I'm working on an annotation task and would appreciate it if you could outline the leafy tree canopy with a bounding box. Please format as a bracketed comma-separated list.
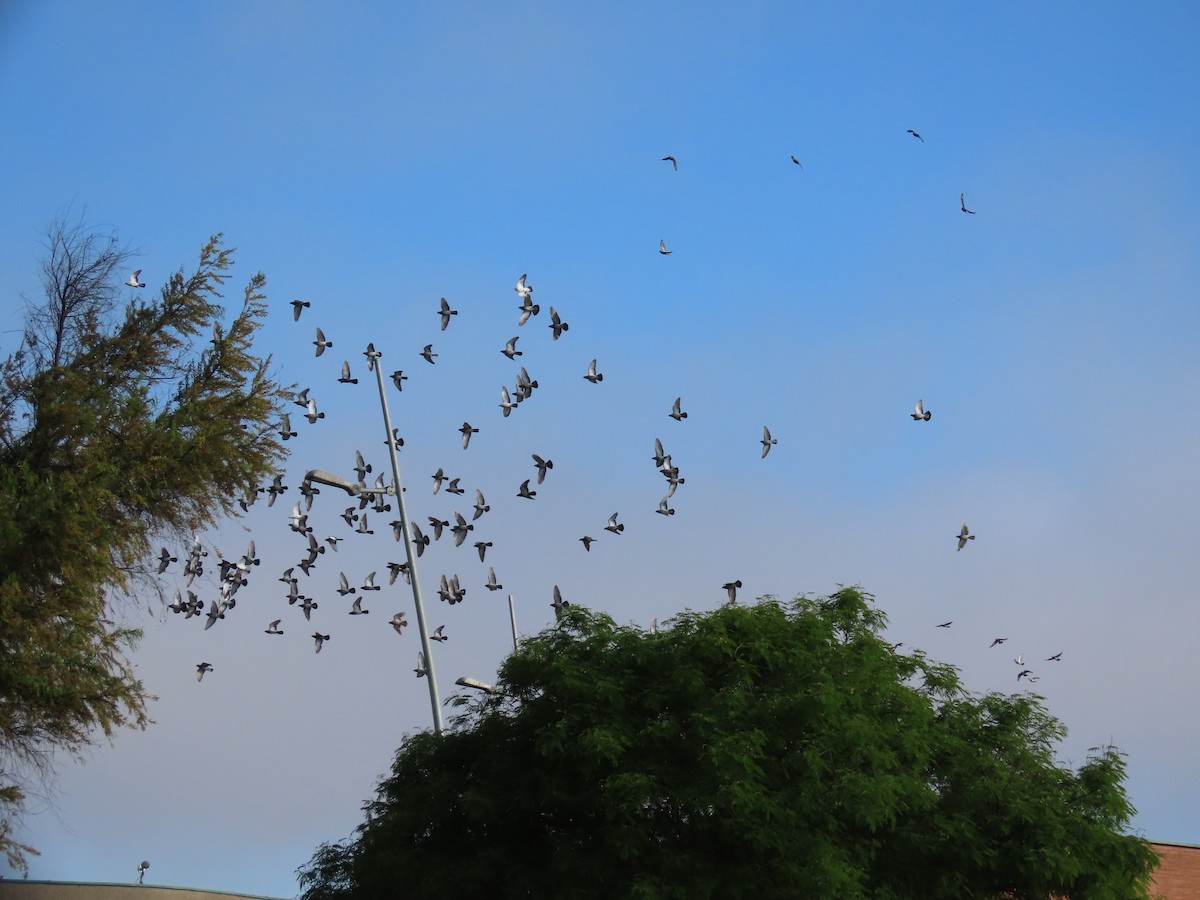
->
[299, 588, 1156, 900]
[0, 217, 289, 869]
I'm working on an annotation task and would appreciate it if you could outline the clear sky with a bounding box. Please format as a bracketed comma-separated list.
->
[1, 2, 1198, 896]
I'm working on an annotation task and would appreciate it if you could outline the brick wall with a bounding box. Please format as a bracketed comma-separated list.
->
[1151, 842, 1200, 900]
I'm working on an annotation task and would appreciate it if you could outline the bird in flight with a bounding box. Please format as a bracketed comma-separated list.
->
[473, 489, 490, 521]
[669, 397, 687, 421]
[339, 360, 358, 385]
[579, 535, 596, 552]
[937, 621, 953, 628]
[460, 422, 479, 450]
[485, 566, 502, 591]
[196, 662, 214, 682]
[911, 399, 931, 421]
[956, 522, 975, 551]
[532, 454, 553, 484]
[662, 155, 678, 171]
[431, 625, 448, 643]
[552, 585, 570, 618]
[414, 651, 428, 678]
[502, 336, 522, 360]
[517, 479, 537, 500]
[499, 385, 518, 417]
[421, 344, 437, 365]
[265, 620, 283, 635]
[391, 370, 407, 391]
[157, 547, 176, 574]
[517, 296, 540, 326]
[960, 193, 976, 214]
[515, 273, 533, 301]
[548, 306, 569, 340]
[1046, 652, 1063, 661]
[906, 129, 924, 142]
[304, 398, 324, 424]
[127, 270, 145, 288]
[438, 297, 458, 331]
[584, 359, 603, 383]
[349, 597, 369, 616]
[291, 299, 311, 320]
[722, 580, 743, 604]
[605, 513, 624, 535]
[656, 496, 675, 516]
[313, 327, 333, 356]
[761, 426, 777, 458]
[989, 637, 1007, 647]
[1017, 669, 1033, 682]
[659, 239, 672, 256]
[790, 155, 803, 168]
[312, 632, 330, 654]
[388, 612, 408, 636]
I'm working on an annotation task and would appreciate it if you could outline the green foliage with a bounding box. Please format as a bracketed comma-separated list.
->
[0, 219, 290, 870]
[298, 588, 1158, 900]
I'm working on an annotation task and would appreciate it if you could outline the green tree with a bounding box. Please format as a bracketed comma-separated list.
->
[298, 588, 1157, 900]
[0, 217, 290, 870]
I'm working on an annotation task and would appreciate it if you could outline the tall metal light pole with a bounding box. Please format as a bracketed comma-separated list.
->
[365, 343, 444, 735]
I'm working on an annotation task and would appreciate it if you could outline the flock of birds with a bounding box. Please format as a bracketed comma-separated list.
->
[133, 132, 1059, 692]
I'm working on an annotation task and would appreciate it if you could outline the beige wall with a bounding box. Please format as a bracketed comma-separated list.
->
[0, 882, 282, 900]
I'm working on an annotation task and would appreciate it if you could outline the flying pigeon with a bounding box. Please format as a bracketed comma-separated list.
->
[451, 512, 474, 546]
[515, 273, 533, 300]
[312, 632, 330, 653]
[552, 584, 570, 618]
[364, 342, 379, 372]
[652, 437, 668, 468]
[460, 422, 479, 450]
[657, 496, 675, 516]
[937, 621, 953, 628]
[474, 540, 492, 561]
[548, 306, 569, 340]
[438, 297, 458, 330]
[203, 601, 224, 630]
[473, 489, 490, 521]
[485, 566, 502, 591]
[338, 360, 358, 385]
[265, 620, 283, 635]
[1017, 669, 1033, 681]
[390, 370, 407, 391]
[299, 597, 318, 620]
[445, 477, 464, 496]
[502, 336, 522, 360]
[168, 590, 186, 614]
[658, 239, 672, 255]
[157, 547, 177, 574]
[361, 571, 380, 591]
[1046, 652, 1063, 661]
[410, 524, 430, 557]
[605, 513, 624, 535]
[355, 513, 374, 535]
[1013, 654, 1024, 666]
[349, 597, 369, 615]
[314, 327, 333, 356]
[960, 193, 976, 215]
[584, 359, 603, 383]
[499, 385, 517, 417]
[906, 129, 924, 142]
[956, 522, 975, 551]
[579, 535, 596, 551]
[127, 270, 145, 288]
[532, 454, 553, 484]
[722, 580, 742, 604]
[414, 651, 427, 678]
[353, 450, 372, 482]
[517, 296, 540, 326]
[990, 637, 1008, 647]
[669, 397, 687, 421]
[662, 155, 678, 171]
[517, 479, 537, 500]
[421, 344, 437, 364]
[278, 413, 298, 441]
[387, 561, 410, 585]
[196, 662, 213, 682]
[431, 625, 448, 643]
[291, 299, 311, 320]
[304, 398, 324, 424]
[337, 572, 356, 596]
[428, 516, 449, 541]
[388, 612, 408, 636]
[761, 426, 777, 458]
[911, 399, 931, 421]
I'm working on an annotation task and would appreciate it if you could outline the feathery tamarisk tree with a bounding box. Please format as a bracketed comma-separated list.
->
[0, 216, 290, 869]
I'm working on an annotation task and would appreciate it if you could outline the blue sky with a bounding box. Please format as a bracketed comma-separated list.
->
[2, 2, 1198, 896]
